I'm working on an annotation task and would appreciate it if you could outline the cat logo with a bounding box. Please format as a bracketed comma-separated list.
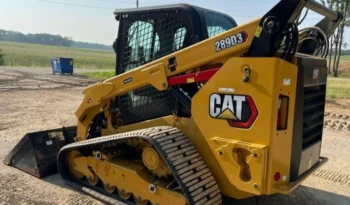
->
[312, 69, 320, 80]
[209, 94, 258, 129]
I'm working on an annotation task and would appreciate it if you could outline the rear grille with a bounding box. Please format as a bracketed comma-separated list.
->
[302, 85, 326, 149]
[290, 56, 327, 181]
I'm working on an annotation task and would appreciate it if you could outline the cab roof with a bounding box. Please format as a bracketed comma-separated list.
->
[113, 3, 234, 24]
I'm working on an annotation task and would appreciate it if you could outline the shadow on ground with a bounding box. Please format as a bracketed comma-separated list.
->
[41, 173, 350, 205]
[224, 185, 350, 205]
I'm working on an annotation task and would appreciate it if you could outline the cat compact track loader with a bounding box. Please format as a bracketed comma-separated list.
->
[4, 0, 343, 204]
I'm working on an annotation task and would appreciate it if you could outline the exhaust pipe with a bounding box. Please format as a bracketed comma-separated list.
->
[4, 126, 76, 178]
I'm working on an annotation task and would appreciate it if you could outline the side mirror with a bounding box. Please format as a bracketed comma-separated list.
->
[113, 38, 118, 53]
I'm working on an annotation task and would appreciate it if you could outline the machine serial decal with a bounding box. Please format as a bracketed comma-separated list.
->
[209, 94, 258, 128]
[123, 77, 133, 84]
[215, 31, 247, 52]
[218, 87, 235, 93]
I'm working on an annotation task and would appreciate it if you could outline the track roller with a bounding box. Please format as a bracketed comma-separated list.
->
[118, 188, 132, 200]
[133, 195, 149, 205]
[87, 170, 99, 186]
[104, 183, 116, 193]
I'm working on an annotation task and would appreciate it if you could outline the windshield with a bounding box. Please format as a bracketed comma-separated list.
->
[206, 12, 236, 38]
[122, 18, 188, 73]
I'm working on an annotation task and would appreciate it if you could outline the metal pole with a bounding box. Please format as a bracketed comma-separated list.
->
[305, 0, 340, 21]
[136, 0, 139, 64]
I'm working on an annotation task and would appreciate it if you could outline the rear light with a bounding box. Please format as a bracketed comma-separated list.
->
[274, 172, 281, 181]
[277, 99, 282, 128]
[277, 95, 289, 130]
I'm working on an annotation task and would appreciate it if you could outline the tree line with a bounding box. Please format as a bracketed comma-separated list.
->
[0, 29, 73, 47]
[0, 29, 113, 51]
[71, 41, 113, 51]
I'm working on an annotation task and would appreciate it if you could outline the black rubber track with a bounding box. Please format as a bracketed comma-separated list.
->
[57, 126, 222, 205]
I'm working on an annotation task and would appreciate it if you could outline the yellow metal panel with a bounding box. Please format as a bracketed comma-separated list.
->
[210, 137, 267, 195]
[191, 57, 298, 196]
[266, 59, 298, 194]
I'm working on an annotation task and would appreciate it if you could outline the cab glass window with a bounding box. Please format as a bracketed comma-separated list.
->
[206, 13, 235, 38]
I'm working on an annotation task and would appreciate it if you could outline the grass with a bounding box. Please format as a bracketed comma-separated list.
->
[326, 78, 350, 99]
[81, 71, 115, 79]
[340, 55, 350, 61]
[0, 41, 115, 69]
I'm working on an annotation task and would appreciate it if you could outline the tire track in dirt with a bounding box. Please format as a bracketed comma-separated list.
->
[324, 112, 350, 132]
[0, 69, 96, 93]
[0, 190, 58, 205]
[0, 172, 103, 205]
[0, 173, 56, 205]
[313, 169, 350, 186]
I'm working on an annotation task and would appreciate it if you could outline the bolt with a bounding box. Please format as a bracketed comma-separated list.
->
[253, 183, 258, 189]
[162, 82, 167, 88]
[149, 184, 156, 193]
[243, 66, 250, 83]
[253, 153, 258, 158]
[267, 21, 274, 29]
[243, 76, 250, 82]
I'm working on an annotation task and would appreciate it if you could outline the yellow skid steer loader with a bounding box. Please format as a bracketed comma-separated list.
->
[4, 0, 343, 204]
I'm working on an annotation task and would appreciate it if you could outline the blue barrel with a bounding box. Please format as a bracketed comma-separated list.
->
[50, 57, 74, 75]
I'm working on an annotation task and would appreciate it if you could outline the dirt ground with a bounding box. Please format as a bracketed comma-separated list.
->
[0, 67, 349, 205]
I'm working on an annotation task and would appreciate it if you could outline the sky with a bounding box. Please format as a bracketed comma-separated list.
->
[0, 0, 348, 45]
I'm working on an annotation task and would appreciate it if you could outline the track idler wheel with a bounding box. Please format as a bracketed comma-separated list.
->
[118, 188, 131, 200]
[133, 195, 149, 205]
[142, 146, 171, 178]
[68, 150, 84, 179]
[103, 183, 116, 193]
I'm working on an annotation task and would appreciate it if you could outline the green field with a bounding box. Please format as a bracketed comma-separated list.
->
[0, 41, 115, 69]
[339, 55, 350, 61]
[326, 78, 350, 99]
[81, 71, 115, 79]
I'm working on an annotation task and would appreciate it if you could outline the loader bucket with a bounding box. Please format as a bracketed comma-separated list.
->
[4, 126, 76, 178]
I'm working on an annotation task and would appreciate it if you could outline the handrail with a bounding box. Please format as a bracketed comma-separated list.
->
[305, 0, 341, 21]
